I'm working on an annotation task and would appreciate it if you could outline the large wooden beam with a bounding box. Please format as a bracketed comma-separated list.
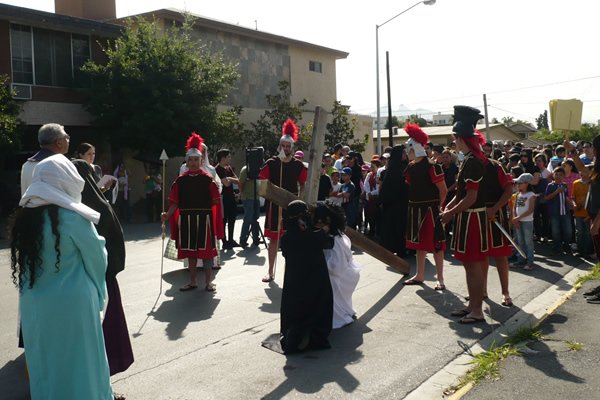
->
[303, 106, 328, 205]
[258, 180, 409, 273]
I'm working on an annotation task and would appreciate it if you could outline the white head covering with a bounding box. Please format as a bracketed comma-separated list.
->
[20, 154, 100, 224]
[406, 137, 427, 158]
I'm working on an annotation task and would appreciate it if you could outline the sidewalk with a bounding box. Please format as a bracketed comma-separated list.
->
[457, 279, 600, 400]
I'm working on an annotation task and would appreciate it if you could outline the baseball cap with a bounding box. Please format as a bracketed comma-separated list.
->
[514, 173, 533, 184]
[342, 167, 352, 175]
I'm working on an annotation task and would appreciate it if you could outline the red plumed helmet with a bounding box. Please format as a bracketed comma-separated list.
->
[282, 118, 299, 142]
[186, 132, 204, 151]
[404, 123, 429, 146]
[474, 129, 486, 146]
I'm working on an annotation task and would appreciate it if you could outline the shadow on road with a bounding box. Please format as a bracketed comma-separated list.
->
[524, 313, 585, 383]
[260, 321, 367, 399]
[0, 353, 29, 400]
[151, 269, 221, 340]
[259, 282, 282, 314]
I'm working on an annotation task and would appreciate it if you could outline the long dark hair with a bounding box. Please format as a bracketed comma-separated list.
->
[313, 201, 346, 236]
[10, 205, 61, 290]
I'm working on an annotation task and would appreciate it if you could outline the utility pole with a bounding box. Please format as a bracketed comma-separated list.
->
[483, 93, 491, 141]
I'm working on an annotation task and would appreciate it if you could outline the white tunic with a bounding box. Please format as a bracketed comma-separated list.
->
[324, 234, 361, 329]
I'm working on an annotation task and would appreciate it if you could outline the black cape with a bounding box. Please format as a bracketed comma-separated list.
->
[72, 159, 134, 374]
[280, 226, 334, 354]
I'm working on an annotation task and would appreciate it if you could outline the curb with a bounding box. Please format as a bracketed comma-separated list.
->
[403, 264, 586, 400]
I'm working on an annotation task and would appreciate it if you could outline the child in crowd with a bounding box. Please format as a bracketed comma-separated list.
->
[328, 170, 343, 206]
[511, 173, 536, 270]
[544, 167, 573, 254]
[572, 172, 593, 257]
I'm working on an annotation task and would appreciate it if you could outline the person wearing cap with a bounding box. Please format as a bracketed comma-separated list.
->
[278, 200, 334, 353]
[402, 124, 448, 289]
[511, 173, 536, 269]
[162, 133, 223, 292]
[21, 123, 71, 196]
[12, 154, 115, 399]
[258, 119, 308, 282]
[294, 150, 304, 161]
[549, 145, 566, 171]
[216, 148, 240, 250]
[480, 142, 516, 305]
[440, 105, 488, 324]
[543, 166, 574, 255]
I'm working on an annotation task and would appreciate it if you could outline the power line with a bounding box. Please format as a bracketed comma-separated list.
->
[398, 75, 600, 108]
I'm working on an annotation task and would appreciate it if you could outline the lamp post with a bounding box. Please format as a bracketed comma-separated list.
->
[375, 0, 436, 154]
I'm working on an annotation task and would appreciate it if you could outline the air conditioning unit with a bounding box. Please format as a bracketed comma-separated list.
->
[11, 83, 32, 100]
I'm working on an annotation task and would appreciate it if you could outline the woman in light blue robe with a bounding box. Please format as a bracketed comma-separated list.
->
[12, 154, 113, 400]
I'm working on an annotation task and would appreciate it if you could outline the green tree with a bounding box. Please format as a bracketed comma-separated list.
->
[533, 123, 599, 143]
[403, 114, 427, 127]
[82, 16, 240, 155]
[0, 75, 22, 158]
[384, 116, 400, 129]
[501, 116, 515, 126]
[247, 81, 309, 157]
[535, 110, 549, 130]
[326, 101, 368, 153]
[210, 105, 245, 158]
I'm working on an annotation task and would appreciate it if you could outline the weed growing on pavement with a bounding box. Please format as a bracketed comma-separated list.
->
[457, 342, 520, 387]
[452, 328, 543, 391]
[506, 326, 543, 345]
[574, 263, 600, 288]
[566, 340, 584, 351]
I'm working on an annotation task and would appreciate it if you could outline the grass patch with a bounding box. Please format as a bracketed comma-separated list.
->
[566, 340, 584, 351]
[458, 343, 519, 386]
[506, 326, 543, 345]
[452, 327, 543, 391]
[574, 263, 600, 289]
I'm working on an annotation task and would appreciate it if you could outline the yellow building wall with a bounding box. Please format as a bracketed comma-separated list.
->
[288, 46, 338, 111]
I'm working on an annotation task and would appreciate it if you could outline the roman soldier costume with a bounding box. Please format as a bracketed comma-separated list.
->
[167, 132, 223, 259]
[450, 106, 489, 262]
[404, 123, 446, 252]
[259, 119, 308, 239]
[482, 153, 513, 256]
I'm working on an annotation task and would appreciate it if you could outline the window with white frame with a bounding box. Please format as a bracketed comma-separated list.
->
[309, 60, 322, 73]
[10, 24, 91, 88]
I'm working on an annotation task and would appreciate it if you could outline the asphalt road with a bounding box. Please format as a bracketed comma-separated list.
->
[0, 219, 593, 399]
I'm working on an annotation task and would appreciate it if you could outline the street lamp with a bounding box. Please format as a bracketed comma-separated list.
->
[375, 0, 436, 154]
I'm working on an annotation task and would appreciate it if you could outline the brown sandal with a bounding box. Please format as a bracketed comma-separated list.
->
[262, 275, 274, 283]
